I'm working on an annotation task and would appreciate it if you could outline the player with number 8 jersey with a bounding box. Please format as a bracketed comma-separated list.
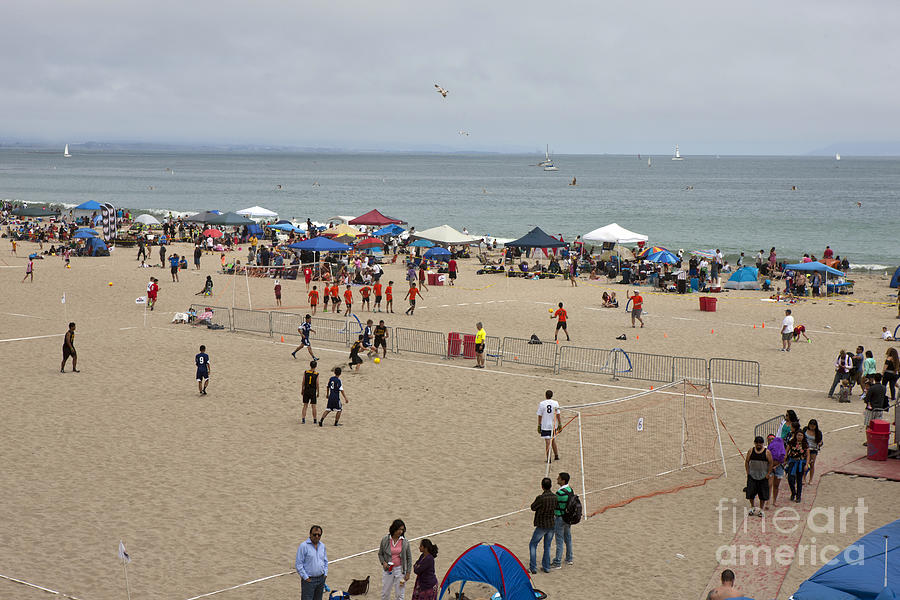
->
[537, 390, 561, 461]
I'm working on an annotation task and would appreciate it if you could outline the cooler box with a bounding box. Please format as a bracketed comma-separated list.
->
[699, 297, 707, 311]
[462, 334, 477, 358]
[705, 297, 717, 312]
[433, 273, 444, 286]
[867, 419, 890, 461]
[427, 272, 438, 286]
[447, 332, 461, 357]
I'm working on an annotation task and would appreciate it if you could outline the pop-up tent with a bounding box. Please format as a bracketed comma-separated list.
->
[373, 223, 406, 237]
[236, 206, 278, 219]
[206, 212, 251, 226]
[412, 225, 480, 246]
[349, 209, 405, 226]
[784, 261, 846, 297]
[288, 237, 350, 252]
[85, 237, 109, 256]
[891, 267, 900, 288]
[792, 518, 900, 599]
[135, 214, 161, 225]
[439, 544, 541, 600]
[583, 223, 648, 245]
[725, 266, 760, 290]
[74, 200, 103, 211]
[505, 227, 567, 249]
[185, 211, 222, 223]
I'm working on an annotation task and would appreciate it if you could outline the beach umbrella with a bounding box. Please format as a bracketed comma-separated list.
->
[76, 228, 100, 235]
[202, 228, 223, 238]
[288, 237, 350, 252]
[373, 223, 406, 236]
[73, 229, 98, 239]
[691, 249, 716, 260]
[598, 244, 635, 260]
[268, 223, 304, 232]
[409, 239, 434, 248]
[424, 247, 451, 261]
[334, 234, 357, 244]
[134, 214, 161, 225]
[356, 237, 385, 249]
[206, 211, 250, 226]
[636, 245, 668, 258]
[645, 249, 680, 264]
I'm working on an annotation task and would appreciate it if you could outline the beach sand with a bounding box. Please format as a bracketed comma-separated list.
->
[1, 242, 898, 600]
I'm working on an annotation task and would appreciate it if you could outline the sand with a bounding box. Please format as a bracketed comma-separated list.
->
[1, 241, 898, 600]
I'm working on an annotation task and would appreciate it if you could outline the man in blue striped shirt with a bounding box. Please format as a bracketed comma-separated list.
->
[296, 525, 328, 600]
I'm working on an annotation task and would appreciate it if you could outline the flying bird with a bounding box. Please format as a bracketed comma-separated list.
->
[434, 84, 449, 98]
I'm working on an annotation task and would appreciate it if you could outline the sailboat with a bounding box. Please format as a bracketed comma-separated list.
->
[647, 156, 652, 167]
[64, 144, 72, 158]
[835, 153, 841, 161]
[538, 145, 553, 167]
[671, 145, 683, 161]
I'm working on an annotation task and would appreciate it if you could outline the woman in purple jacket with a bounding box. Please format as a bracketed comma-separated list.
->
[411, 539, 439, 600]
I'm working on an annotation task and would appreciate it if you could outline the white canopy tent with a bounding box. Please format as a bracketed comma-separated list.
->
[236, 206, 278, 219]
[583, 223, 648, 245]
[327, 215, 357, 225]
[410, 224, 482, 246]
[134, 214, 161, 225]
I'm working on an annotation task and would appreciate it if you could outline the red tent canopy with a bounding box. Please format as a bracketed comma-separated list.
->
[349, 209, 404, 226]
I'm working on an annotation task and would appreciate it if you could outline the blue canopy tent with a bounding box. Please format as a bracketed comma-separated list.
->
[268, 223, 305, 233]
[409, 239, 434, 248]
[74, 200, 103, 211]
[890, 267, 900, 289]
[246, 223, 264, 237]
[373, 224, 406, 237]
[424, 247, 451, 261]
[504, 227, 567, 249]
[73, 229, 98, 239]
[288, 237, 350, 252]
[725, 266, 760, 290]
[439, 544, 542, 600]
[792, 519, 900, 599]
[784, 261, 847, 296]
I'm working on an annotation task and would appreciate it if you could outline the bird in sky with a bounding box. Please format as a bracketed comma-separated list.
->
[434, 84, 449, 98]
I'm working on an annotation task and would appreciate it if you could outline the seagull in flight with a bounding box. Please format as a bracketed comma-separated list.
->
[434, 84, 449, 98]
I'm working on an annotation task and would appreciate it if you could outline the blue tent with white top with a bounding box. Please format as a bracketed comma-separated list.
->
[784, 262, 845, 277]
[439, 544, 542, 600]
[725, 266, 760, 290]
[792, 519, 900, 599]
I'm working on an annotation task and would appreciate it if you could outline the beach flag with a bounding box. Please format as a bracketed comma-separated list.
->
[101, 203, 118, 241]
[118, 541, 131, 564]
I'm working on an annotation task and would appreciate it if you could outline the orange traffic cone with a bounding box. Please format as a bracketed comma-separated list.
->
[762, 322, 765, 328]
[280, 335, 285, 343]
[710, 329, 715, 334]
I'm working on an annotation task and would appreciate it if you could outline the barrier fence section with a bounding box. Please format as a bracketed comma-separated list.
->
[754, 414, 784, 440]
[484, 335, 501, 366]
[232, 307, 272, 335]
[673, 356, 710, 384]
[190, 304, 233, 330]
[500, 337, 559, 370]
[709, 358, 761, 394]
[395, 327, 446, 358]
[614, 350, 676, 383]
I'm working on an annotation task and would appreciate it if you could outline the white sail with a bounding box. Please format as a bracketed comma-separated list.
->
[835, 153, 841, 161]
[648, 157, 651, 167]
[672, 145, 683, 160]
[64, 144, 71, 158]
[538, 144, 553, 166]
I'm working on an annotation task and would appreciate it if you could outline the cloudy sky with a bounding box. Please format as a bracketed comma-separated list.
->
[3, 1, 899, 154]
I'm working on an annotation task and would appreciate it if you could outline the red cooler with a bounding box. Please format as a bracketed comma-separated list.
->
[447, 332, 461, 357]
[427, 272, 438, 286]
[699, 297, 709, 311]
[706, 297, 717, 312]
[462, 334, 477, 358]
[867, 419, 890, 461]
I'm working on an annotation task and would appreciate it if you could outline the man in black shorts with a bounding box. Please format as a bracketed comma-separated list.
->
[373, 319, 389, 359]
[61, 322, 79, 373]
[301, 360, 320, 424]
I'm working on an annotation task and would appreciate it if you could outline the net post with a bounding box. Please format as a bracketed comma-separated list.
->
[268, 311, 274, 338]
[680, 380, 686, 470]
[577, 411, 587, 519]
[612, 351, 619, 381]
[245, 269, 252, 310]
[710, 382, 728, 478]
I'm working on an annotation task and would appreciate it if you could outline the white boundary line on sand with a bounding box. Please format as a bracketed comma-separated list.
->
[0, 573, 87, 600]
[0, 333, 64, 343]
[2, 312, 47, 319]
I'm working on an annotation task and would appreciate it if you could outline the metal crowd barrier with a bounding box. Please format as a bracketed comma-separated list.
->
[709, 357, 761, 394]
[395, 327, 446, 358]
[232, 307, 272, 334]
[674, 356, 710, 384]
[557, 346, 619, 376]
[754, 414, 784, 440]
[616, 350, 676, 383]
[190, 304, 233, 330]
[500, 337, 559, 370]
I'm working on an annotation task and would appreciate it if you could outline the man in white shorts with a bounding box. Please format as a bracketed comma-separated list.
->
[537, 390, 562, 462]
[781, 309, 794, 352]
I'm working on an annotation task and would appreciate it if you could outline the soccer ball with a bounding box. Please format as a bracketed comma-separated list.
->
[548, 308, 553, 313]
[108, 282, 113, 286]
[374, 358, 381, 364]
[66, 264, 71, 269]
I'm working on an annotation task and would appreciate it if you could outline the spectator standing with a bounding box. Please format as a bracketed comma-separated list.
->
[474, 322, 486, 369]
[883, 348, 899, 404]
[803, 420, 823, 484]
[411, 539, 438, 600]
[274, 279, 282, 307]
[849, 346, 865, 394]
[447, 257, 457, 286]
[379, 519, 411, 600]
[827, 350, 853, 399]
[863, 373, 888, 434]
[528, 477, 556, 574]
[745, 436, 772, 516]
[551, 472, 574, 569]
[780, 309, 794, 352]
[766, 434, 787, 507]
[295, 525, 328, 600]
[785, 430, 810, 503]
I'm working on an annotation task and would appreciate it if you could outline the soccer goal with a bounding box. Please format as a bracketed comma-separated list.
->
[550, 379, 726, 518]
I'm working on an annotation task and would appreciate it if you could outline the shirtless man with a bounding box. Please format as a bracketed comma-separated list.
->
[707, 569, 744, 600]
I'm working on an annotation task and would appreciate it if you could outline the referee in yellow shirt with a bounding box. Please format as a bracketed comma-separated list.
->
[474, 322, 486, 368]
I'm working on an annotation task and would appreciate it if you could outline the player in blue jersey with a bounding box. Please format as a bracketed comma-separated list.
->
[319, 367, 349, 426]
[195, 345, 210, 395]
[291, 314, 319, 361]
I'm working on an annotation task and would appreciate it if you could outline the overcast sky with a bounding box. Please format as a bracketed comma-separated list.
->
[3, 1, 899, 154]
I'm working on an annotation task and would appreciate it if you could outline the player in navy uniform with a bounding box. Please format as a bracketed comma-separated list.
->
[195, 345, 210, 395]
[291, 314, 319, 361]
[301, 360, 319, 424]
[319, 367, 349, 426]
[373, 319, 389, 359]
[362, 319, 377, 358]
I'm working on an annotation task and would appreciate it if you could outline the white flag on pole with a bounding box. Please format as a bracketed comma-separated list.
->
[118, 541, 131, 564]
[61, 293, 66, 304]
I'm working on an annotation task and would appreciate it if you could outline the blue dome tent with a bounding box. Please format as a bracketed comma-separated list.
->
[890, 266, 900, 288]
[792, 519, 900, 599]
[725, 266, 760, 290]
[439, 543, 543, 600]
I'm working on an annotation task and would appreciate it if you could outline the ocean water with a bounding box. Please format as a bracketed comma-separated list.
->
[1, 149, 897, 268]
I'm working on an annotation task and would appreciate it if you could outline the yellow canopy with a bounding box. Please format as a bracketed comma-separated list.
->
[322, 223, 362, 237]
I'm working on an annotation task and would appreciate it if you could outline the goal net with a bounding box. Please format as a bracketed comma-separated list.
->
[549, 379, 726, 518]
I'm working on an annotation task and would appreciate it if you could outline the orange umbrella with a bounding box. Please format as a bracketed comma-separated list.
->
[202, 228, 223, 238]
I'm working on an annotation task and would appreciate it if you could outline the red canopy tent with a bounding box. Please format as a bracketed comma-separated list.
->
[349, 209, 405, 226]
